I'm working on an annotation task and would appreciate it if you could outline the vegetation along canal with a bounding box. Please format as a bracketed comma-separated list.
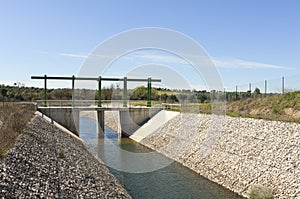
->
[80, 117, 244, 199]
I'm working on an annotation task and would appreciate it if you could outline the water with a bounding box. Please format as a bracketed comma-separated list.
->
[80, 117, 245, 199]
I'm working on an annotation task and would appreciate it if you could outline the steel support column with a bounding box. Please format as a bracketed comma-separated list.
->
[123, 77, 127, 107]
[147, 78, 151, 107]
[98, 76, 102, 107]
[44, 74, 47, 107]
[72, 75, 75, 107]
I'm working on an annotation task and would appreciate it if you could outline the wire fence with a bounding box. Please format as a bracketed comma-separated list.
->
[225, 74, 300, 95]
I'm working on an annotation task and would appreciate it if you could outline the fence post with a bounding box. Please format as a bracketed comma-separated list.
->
[249, 83, 251, 92]
[147, 77, 152, 107]
[249, 83, 252, 97]
[282, 76, 285, 94]
[264, 80, 267, 94]
[44, 74, 47, 107]
[235, 85, 238, 100]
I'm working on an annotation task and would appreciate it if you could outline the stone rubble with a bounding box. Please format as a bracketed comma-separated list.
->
[0, 115, 131, 198]
[139, 113, 300, 199]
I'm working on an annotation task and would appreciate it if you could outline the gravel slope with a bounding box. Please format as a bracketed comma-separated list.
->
[0, 115, 131, 198]
[140, 113, 300, 198]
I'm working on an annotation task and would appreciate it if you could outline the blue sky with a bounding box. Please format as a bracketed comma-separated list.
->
[1, 0, 300, 91]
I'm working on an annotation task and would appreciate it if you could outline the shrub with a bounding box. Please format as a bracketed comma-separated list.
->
[58, 151, 65, 159]
[249, 185, 274, 199]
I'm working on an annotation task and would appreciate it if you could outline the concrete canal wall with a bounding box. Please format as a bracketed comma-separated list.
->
[137, 113, 300, 198]
[38, 107, 162, 137]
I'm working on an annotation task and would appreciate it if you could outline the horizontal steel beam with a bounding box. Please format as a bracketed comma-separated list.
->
[31, 76, 161, 82]
[32, 76, 74, 80]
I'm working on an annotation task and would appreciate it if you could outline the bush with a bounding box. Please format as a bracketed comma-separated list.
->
[249, 185, 274, 199]
[58, 151, 65, 159]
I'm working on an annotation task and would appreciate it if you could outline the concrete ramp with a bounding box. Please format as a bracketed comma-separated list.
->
[130, 110, 179, 142]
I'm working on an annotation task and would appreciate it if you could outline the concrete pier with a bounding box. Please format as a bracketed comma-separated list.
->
[97, 110, 105, 137]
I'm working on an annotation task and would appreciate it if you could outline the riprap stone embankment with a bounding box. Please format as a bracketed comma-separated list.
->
[0, 114, 131, 198]
[139, 113, 300, 198]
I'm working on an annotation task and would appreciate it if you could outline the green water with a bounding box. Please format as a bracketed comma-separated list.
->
[80, 117, 245, 199]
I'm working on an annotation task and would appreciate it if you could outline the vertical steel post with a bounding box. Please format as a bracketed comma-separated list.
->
[264, 80, 267, 94]
[98, 76, 102, 107]
[147, 77, 152, 107]
[235, 85, 238, 100]
[123, 77, 127, 107]
[249, 83, 252, 97]
[72, 75, 75, 107]
[44, 74, 47, 107]
[249, 83, 251, 92]
[282, 76, 285, 94]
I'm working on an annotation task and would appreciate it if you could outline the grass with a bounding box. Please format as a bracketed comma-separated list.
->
[226, 91, 300, 123]
[128, 101, 147, 107]
[249, 185, 274, 199]
[156, 90, 179, 96]
[111, 91, 300, 124]
[156, 91, 300, 124]
[0, 103, 35, 159]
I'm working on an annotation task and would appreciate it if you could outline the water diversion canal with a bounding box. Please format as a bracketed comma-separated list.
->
[80, 117, 245, 199]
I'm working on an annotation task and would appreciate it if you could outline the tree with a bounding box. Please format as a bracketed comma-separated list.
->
[167, 94, 178, 103]
[253, 88, 261, 96]
[160, 93, 168, 103]
[130, 86, 147, 100]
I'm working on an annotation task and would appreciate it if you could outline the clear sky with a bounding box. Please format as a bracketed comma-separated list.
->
[1, 0, 300, 91]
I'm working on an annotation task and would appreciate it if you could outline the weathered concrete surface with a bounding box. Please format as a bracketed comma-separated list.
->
[39, 107, 161, 137]
[97, 110, 105, 136]
[130, 110, 179, 142]
[81, 111, 121, 134]
[140, 113, 300, 199]
[119, 107, 162, 137]
[0, 113, 131, 198]
[38, 107, 80, 136]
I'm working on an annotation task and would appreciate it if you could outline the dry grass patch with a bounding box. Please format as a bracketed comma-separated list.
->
[0, 103, 34, 158]
[249, 185, 274, 199]
[227, 91, 300, 123]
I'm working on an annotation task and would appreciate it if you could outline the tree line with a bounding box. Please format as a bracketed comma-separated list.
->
[0, 84, 264, 103]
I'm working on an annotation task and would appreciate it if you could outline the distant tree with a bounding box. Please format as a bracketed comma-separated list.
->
[187, 94, 197, 103]
[177, 94, 187, 103]
[1, 88, 7, 98]
[197, 93, 208, 103]
[130, 86, 158, 101]
[160, 93, 168, 103]
[130, 86, 147, 100]
[166, 94, 178, 103]
[102, 85, 114, 100]
[253, 88, 261, 95]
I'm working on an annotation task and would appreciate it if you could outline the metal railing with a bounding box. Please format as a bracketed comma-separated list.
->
[31, 75, 161, 107]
